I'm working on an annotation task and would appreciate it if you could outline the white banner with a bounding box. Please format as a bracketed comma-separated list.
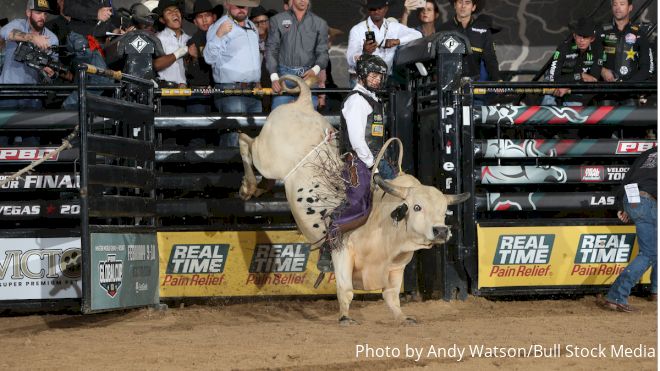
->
[0, 238, 82, 300]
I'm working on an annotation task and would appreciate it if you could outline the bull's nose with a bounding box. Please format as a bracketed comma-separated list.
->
[432, 226, 449, 239]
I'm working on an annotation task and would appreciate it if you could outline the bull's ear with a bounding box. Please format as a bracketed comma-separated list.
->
[446, 192, 471, 205]
[390, 203, 408, 222]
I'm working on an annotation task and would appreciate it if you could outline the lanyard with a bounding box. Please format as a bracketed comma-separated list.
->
[365, 19, 388, 48]
[230, 16, 256, 32]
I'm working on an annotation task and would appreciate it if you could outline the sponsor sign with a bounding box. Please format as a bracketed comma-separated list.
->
[0, 238, 81, 300]
[158, 231, 380, 297]
[478, 225, 650, 288]
[0, 148, 59, 162]
[90, 233, 159, 311]
[616, 141, 657, 154]
[0, 201, 80, 218]
[580, 166, 604, 182]
[0, 174, 79, 189]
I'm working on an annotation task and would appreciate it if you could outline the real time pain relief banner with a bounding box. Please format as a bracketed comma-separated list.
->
[157, 231, 378, 297]
[477, 225, 651, 288]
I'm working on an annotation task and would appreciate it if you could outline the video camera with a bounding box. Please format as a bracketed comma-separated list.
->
[13, 42, 71, 82]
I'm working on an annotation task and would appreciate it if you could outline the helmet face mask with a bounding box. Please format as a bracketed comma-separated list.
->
[356, 55, 388, 92]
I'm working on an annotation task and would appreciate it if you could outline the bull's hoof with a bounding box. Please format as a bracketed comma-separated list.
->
[401, 316, 418, 325]
[239, 185, 254, 201]
[339, 316, 359, 326]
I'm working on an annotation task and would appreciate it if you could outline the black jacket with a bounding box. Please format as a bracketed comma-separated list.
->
[64, 0, 114, 37]
[441, 16, 501, 81]
[548, 40, 597, 82]
[616, 147, 657, 209]
[592, 20, 653, 82]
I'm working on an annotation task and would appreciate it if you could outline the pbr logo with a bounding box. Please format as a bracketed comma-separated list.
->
[580, 166, 604, 182]
[166, 244, 229, 274]
[99, 254, 123, 298]
[616, 141, 657, 154]
[249, 243, 310, 273]
[574, 234, 635, 264]
[0, 148, 58, 161]
[493, 235, 554, 265]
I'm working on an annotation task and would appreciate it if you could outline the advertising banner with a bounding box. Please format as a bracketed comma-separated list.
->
[90, 233, 159, 311]
[0, 237, 81, 300]
[478, 225, 651, 288]
[158, 231, 379, 297]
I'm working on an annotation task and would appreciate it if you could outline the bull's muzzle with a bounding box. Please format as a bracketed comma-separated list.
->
[432, 226, 449, 241]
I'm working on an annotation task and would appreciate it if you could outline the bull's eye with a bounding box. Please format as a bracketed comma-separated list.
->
[413, 204, 422, 212]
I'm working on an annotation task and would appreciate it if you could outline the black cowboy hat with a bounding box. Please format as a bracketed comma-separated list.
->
[249, 5, 277, 20]
[155, 0, 184, 16]
[365, 0, 390, 9]
[572, 17, 596, 37]
[186, 0, 224, 21]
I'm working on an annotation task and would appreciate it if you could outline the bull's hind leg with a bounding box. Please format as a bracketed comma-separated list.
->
[238, 133, 258, 200]
[383, 269, 416, 324]
[334, 248, 358, 326]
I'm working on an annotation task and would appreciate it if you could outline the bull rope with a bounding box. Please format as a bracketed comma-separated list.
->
[371, 137, 404, 188]
[282, 128, 335, 182]
[0, 125, 79, 189]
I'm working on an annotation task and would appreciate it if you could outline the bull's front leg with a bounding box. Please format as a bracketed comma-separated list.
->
[383, 269, 416, 324]
[334, 248, 358, 326]
[238, 133, 258, 200]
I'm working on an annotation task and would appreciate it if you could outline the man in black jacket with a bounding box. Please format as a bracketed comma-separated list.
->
[592, 0, 653, 83]
[441, 0, 500, 81]
[543, 17, 599, 106]
[600, 147, 657, 312]
[61, 0, 115, 109]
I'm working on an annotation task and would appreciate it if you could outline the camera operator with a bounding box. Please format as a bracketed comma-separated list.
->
[0, 0, 59, 110]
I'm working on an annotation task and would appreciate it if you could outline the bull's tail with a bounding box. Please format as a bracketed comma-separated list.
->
[279, 74, 315, 109]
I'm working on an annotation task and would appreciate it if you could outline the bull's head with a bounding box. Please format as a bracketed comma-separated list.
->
[374, 175, 470, 246]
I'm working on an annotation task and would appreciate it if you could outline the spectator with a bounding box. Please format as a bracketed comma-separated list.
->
[0, 0, 58, 110]
[185, 0, 221, 114]
[267, 0, 329, 110]
[401, 0, 441, 37]
[442, 0, 501, 82]
[599, 147, 657, 312]
[592, 0, 653, 84]
[250, 5, 277, 112]
[204, 0, 262, 114]
[61, 0, 116, 109]
[155, 0, 192, 114]
[45, 0, 71, 47]
[542, 17, 599, 107]
[346, 0, 422, 87]
[156, 0, 191, 87]
[317, 26, 343, 112]
[282, 0, 290, 11]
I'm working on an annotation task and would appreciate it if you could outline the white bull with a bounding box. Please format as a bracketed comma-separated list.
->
[238, 76, 469, 324]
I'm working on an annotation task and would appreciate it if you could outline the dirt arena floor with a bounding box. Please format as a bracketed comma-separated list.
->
[0, 295, 656, 370]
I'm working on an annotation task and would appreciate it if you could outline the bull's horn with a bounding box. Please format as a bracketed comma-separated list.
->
[446, 192, 471, 205]
[374, 174, 409, 200]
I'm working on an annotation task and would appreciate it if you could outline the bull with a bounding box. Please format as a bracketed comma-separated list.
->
[238, 76, 469, 324]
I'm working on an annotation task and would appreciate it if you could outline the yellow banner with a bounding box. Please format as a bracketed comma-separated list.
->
[478, 225, 651, 288]
[158, 231, 377, 297]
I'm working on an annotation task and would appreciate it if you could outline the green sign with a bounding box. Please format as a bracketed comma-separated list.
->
[90, 233, 159, 311]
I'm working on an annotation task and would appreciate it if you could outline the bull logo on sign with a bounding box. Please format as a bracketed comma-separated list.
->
[542, 106, 589, 123]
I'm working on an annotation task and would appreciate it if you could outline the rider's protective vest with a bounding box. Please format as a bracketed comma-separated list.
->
[339, 90, 385, 159]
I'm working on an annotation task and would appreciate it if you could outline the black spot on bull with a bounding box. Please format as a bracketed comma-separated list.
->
[306, 197, 314, 203]
[297, 188, 303, 192]
[313, 224, 319, 228]
[320, 209, 327, 217]
[297, 198, 303, 202]
[306, 208, 316, 215]
[314, 184, 319, 188]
